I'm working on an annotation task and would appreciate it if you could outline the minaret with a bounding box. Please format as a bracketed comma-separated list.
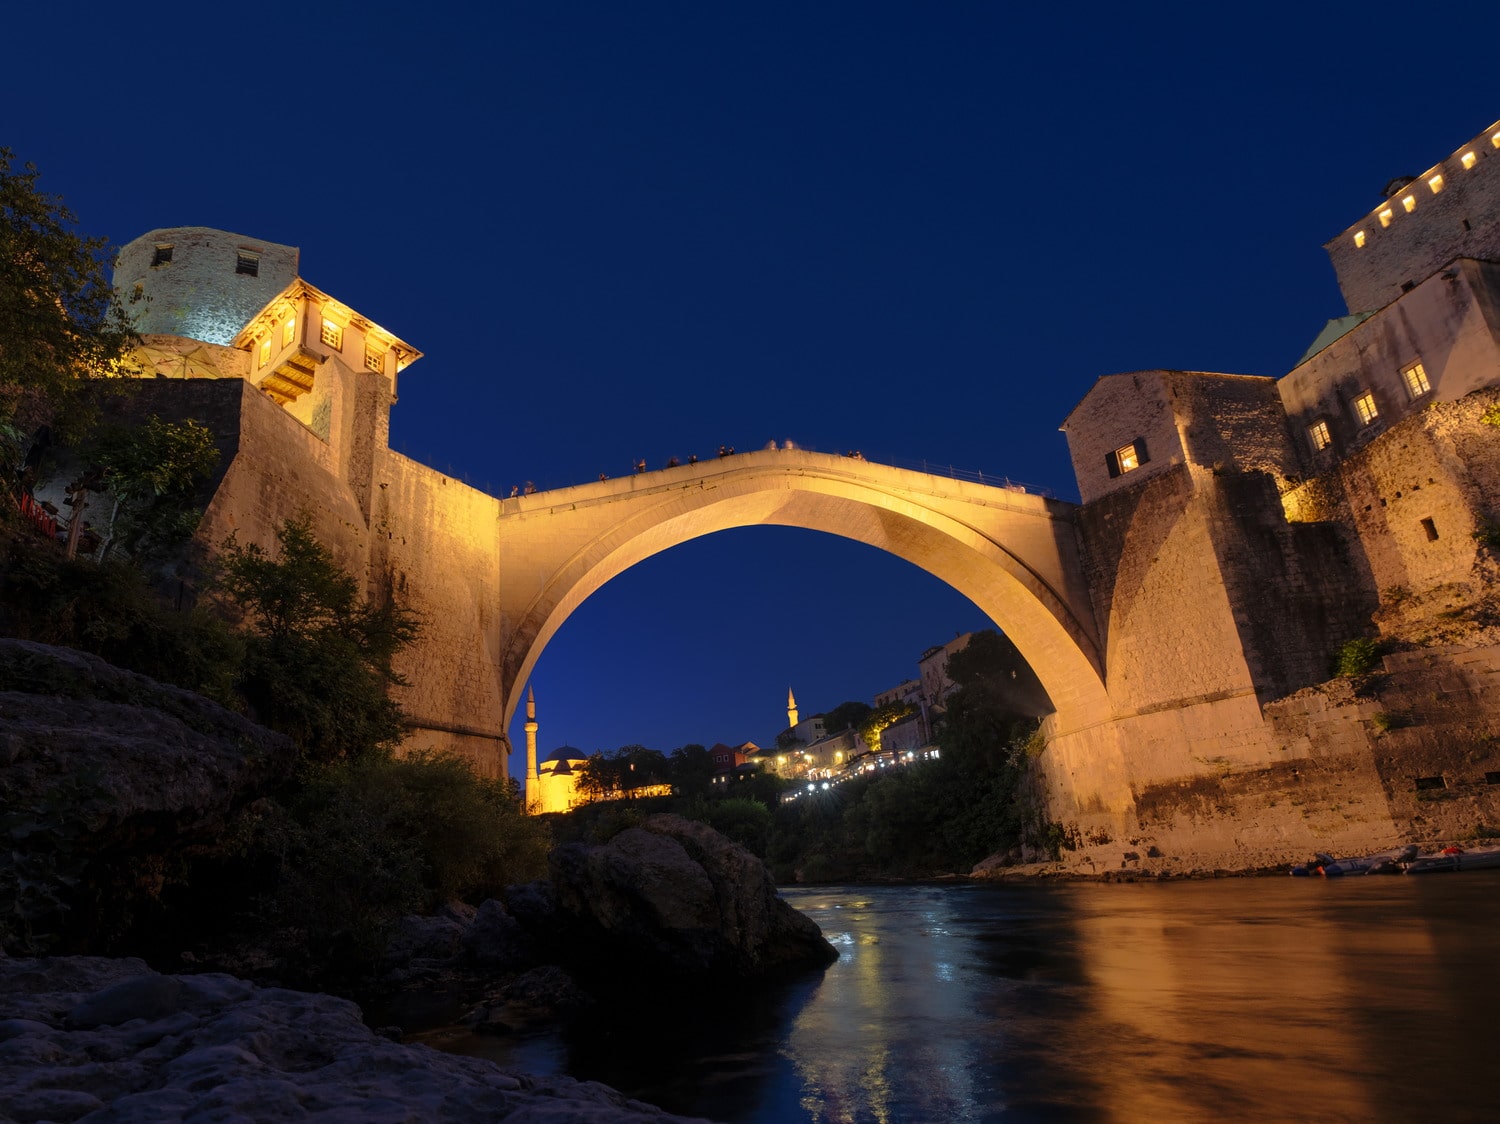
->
[787, 687, 798, 730]
[524, 685, 540, 814]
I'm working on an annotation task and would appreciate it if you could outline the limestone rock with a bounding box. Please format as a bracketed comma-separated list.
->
[0, 956, 710, 1123]
[546, 814, 837, 984]
[0, 639, 299, 951]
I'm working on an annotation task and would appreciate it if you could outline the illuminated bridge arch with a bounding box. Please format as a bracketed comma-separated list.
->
[496, 449, 1110, 738]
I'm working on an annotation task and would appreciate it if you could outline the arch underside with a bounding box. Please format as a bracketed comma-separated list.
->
[499, 467, 1110, 736]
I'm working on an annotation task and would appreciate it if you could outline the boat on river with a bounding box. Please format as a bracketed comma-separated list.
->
[1288, 844, 1417, 876]
[1403, 844, 1500, 874]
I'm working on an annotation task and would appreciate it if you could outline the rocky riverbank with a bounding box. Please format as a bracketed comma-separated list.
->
[0, 956, 712, 1123]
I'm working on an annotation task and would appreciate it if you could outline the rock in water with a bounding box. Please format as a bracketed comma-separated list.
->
[547, 814, 837, 983]
[0, 956, 712, 1122]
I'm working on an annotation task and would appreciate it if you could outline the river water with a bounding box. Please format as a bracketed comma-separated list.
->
[418, 875, 1500, 1122]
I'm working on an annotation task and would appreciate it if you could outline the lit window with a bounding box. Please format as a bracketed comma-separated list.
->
[1402, 360, 1431, 399]
[236, 251, 260, 277]
[258, 339, 271, 368]
[364, 347, 385, 374]
[1493, 130, 1500, 149]
[1353, 230, 1366, 248]
[151, 244, 173, 266]
[1461, 150, 1478, 170]
[1401, 194, 1416, 213]
[282, 317, 295, 346]
[1106, 438, 1149, 478]
[1352, 389, 1378, 426]
[1308, 419, 1332, 451]
[1378, 207, 1394, 228]
[1428, 173, 1444, 193]
[320, 319, 343, 349]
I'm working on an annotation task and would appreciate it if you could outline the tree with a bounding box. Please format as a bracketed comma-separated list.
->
[0, 148, 137, 457]
[822, 699, 872, 735]
[90, 416, 219, 562]
[668, 744, 715, 798]
[858, 702, 916, 755]
[215, 516, 419, 763]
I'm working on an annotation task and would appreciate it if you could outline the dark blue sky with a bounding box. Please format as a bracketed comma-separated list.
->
[7, 3, 1499, 773]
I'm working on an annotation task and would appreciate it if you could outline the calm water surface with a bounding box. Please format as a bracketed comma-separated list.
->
[418, 875, 1500, 1122]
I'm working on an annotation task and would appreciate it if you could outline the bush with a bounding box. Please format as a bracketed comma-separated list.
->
[227, 751, 550, 981]
[1332, 637, 1380, 678]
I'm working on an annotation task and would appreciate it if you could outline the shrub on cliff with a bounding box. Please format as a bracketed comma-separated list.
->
[221, 751, 550, 981]
[215, 516, 418, 764]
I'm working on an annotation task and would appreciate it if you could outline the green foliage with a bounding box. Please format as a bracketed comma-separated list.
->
[667, 744, 714, 799]
[90, 416, 219, 562]
[228, 751, 550, 980]
[0, 524, 243, 704]
[1480, 402, 1500, 428]
[1472, 520, 1500, 550]
[857, 702, 916, 755]
[575, 744, 671, 801]
[215, 516, 419, 763]
[821, 700, 872, 735]
[1332, 637, 1380, 678]
[702, 797, 772, 856]
[0, 148, 137, 447]
[775, 729, 805, 751]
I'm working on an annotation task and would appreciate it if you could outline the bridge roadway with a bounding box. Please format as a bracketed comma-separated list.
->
[493, 448, 1112, 738]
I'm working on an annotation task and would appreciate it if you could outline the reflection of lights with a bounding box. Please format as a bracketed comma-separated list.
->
[822, 782, 830, 790]
[807, 783, 815, 792]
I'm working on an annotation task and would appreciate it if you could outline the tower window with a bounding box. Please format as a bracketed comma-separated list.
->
[1492, 130, 1500, 149]
[320, 319, 343, 349]
[282, 316, 296, 347]
[1105, 438, 1150, 478]
[1378, 207, 1394, 228]
[1308, 419, 1333, 452]
[1353, 230, 1366, 248]
[1401, 194, 1416, 214]
[1420, 517, 1439, 541]
[236, 251, 260, 277]
[1401, 360, 1431, 399]
[151, 244, 173, 267]
[1461, 150, 1478, 169]
[1428, 173, 1444, 193]
[364, 347, 386, 374]
[258, 339, 271, 368]
[1352, 390, 1378, 426]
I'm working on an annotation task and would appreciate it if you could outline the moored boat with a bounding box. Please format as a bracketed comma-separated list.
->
[1288, 845, 1418, 876]
[1403, 844, 1500, 874]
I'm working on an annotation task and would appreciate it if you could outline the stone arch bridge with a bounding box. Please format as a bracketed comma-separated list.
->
[493, 449, 1109, 739]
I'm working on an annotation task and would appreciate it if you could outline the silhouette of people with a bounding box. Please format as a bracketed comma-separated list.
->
[666, 456, 679, 468]
[599, 472, 608, 482]
[509, 485, 519, 497]
[718, 445, 728, 458]
[523, 481, 536, 494]
[688, 454, 697, 465]
[635, 459, 647, 473]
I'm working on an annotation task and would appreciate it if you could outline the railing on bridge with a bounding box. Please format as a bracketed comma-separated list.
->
[390, 436, 1058, 500]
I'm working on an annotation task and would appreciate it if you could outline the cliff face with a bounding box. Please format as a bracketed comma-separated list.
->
[0, 639, 299, 954]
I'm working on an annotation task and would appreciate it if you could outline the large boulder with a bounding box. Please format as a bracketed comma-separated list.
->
[0, 639, 299, 952]
[0, 956, 709, 1123]
[546, 814, 837, 985]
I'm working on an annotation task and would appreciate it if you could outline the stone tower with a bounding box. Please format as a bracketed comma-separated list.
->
[787, 687, 798, 729]
[524, 685, 539, 813]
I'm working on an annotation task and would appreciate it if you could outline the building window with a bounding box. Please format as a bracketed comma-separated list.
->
[1378, 207, 1394, 228]
[1493, 130, 1500, 149]
[1105, 438, 1150, 478]
[282, 316, 296, 347]
[1401, 360, 1431, 399]
[320, 319, 343, 349]
[1353, 230, 1366, 248]
[1461, 150, 1478, 170]
[1420, 517, 1439, 541]
[1401, 194, 1416, 214]
[151, 244, 173, 266]
[1307, 419, 1332, 451]
[236, 251, 260, 277]
[1428, 173, 1444, 194]
[258, 339, 271, 368]
[364, 347, 385, 374]
[1352, 389, 1378, 426]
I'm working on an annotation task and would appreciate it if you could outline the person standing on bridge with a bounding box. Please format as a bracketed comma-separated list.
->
[635, 459, 646, 474]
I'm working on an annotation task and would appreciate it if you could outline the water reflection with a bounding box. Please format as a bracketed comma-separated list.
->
[424, 875, 1500, 1122]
